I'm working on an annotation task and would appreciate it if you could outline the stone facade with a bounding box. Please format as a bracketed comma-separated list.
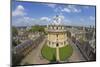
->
[46, 15, 68, 48]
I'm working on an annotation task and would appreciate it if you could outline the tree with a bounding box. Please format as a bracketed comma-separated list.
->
[28, 25, 45, 33]
[12, 39, 21, 47]
[12, 39, 17, 47]
[12, 27, 18, 36]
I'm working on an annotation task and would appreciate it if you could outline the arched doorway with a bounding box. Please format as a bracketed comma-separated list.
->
[56, 43, 59, 47]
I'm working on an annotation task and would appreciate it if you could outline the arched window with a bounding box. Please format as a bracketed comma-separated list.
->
[56, 43, 59, 47]
[56, 27, 58, 30]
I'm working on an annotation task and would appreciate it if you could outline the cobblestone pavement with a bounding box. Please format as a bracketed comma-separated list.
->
[20, 38, 49, 65]
[68, 39, 86, 62]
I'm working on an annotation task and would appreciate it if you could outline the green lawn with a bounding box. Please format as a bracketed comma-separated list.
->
[41, 45, 56, 61]
[41, 44, 73, 61]
[59, 45, 73, 61]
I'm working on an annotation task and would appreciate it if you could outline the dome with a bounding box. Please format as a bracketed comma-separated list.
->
[52, 15, 62, 25]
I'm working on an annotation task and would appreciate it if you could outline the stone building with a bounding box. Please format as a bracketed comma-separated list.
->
[75, 27, 96, 61]
[46, 15, 68, 48]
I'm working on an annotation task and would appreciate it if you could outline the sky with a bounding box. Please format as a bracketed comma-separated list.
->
[12, 0, 96, 27]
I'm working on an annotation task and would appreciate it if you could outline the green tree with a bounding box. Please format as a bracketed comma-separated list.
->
[12, 39, 21, 47]
[28, 25, 45, 33]
[12, 39, 17, 47]
[12, 27, 18, 36]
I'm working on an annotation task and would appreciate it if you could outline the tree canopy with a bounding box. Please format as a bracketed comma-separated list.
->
[12, 27, 18, 36]
[29, 25, 45, 32]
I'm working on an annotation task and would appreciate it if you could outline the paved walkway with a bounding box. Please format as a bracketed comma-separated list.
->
[56, 47, 60, 61]
[68, 39, 86, 62]
[20, 38, 49, 65]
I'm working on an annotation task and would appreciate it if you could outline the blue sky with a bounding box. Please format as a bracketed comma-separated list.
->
[12, 0, 96, 26]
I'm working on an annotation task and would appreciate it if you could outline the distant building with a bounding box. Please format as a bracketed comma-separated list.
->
[75, 27, 96, 61]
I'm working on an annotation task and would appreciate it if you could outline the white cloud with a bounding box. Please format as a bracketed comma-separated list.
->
[12, 5, 26, 16]
[44, 4, 81, 15]
[61, 5, 81, 13]
[40, 17, 50, 21]
[59, 15, 65, 20]
[68, 5, 81, 13]
[90, 16, 95, 20]
[23, 17, 34, 23]
[54, 7, 65, 16]
[61, 8, 71, 13]
[12, 17, 35, 26]
[12, 16, 51, 26]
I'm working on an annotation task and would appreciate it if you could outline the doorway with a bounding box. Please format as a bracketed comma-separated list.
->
[56, 43, 59, 47]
